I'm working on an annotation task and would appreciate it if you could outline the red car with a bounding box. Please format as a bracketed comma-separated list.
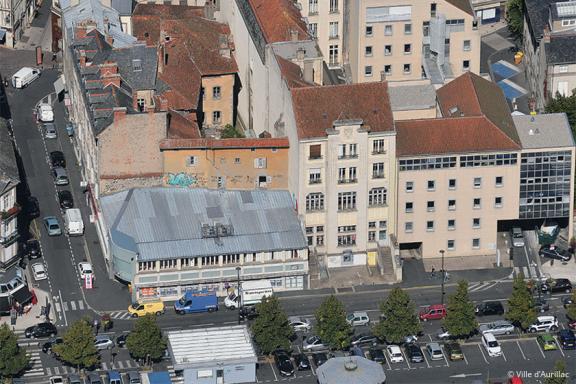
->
[419, 304, 447, 321]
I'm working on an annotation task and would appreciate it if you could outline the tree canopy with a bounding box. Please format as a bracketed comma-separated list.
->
[506, 0, 524, 40]
[314, 295, 352, 350]
[52, 319, 99, 370]
[0, 323, 29, 379]
[126, 315, 167, 365]
[373, 288, 421, 344]
[506, 273, 537, 329]
[251, 296, 293, 354]
[443, 280, 478, 338]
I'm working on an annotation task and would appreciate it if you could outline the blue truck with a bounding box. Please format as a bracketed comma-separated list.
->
[174, 290, 218, 314]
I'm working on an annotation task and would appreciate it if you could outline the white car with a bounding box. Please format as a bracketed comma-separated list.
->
[37, 103, 54, 122]
[78, 262, 93, 280]
[481, 332, 502, 357]
[50, 376, 64, 384]
[302, 336, 327, 351]
[386, 345, 404, 363]
[528, 316, 559, 333]
[32, 263, 47, 281]
[346, 311, 370, 326]
[288, 317, 311, 332]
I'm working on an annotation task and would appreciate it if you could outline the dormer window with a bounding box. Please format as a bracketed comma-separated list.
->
[132, 59, 142, 72]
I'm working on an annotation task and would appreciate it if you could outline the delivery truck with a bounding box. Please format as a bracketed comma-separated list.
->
[64, 208, 84, 236]
[11, 67, 41, 88]
[174, 290, 218, 314]
[224, 280, 273, 309]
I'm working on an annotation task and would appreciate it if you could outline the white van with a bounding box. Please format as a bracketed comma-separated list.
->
[224, 280, 273, 309]
[11, 67, 41, 88]
[482, 332, 502, 357]
[64, 208, 84, 236]
[37, 103, 54, 122]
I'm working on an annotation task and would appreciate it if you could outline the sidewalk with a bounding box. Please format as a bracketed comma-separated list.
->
[0, 288, 54, 331]
[14, 0, 53, 52]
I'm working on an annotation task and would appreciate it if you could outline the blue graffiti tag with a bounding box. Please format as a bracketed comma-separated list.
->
[166, 173, 197, 187]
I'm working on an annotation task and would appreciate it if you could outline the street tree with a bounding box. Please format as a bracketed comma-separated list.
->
[443, 280, 478, 338]
[251, 296, 292, 354]
[544, 360, 568, 384]
[0, 323, 29, 379]
[53, 318, 99, 370]
[546, 91, 576, 134]
[220, 124, 245, 139]
[566, 290, 576, 321]
[506, 273, 537, 329]
[374, 288, 421, 344]
[315, 295, 352, 350]
[506, 0, 524, 40]
[126, 315, 167, 366]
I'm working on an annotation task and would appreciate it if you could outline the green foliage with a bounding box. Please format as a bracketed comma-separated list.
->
[442, 280, 478, 338]
[314, 295, 352, 350]
[250, 296, 292, 354]
[0, 323, 29, 378]
[126, 315, 167, 364]
[544, 360, 568, 384]
[220, 124, 245, 139]
[546, 91, 576, 134]
[52, 318, 99, 369]
[373, 288, 421, 344]
[566, 290, 576, 321]
[506, 0, 524, 39]
[506, 273, 537, 329]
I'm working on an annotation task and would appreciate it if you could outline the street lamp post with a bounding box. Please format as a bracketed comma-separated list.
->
[236, 266, 241, 325]
[440, 249, 446, 306]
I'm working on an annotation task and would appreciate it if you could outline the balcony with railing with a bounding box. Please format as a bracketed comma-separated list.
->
[338, 178, 357, 184]
[0, 203, 21, 222]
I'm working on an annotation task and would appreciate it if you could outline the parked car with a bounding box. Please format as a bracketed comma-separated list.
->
[346, 311, 370, 326]
[26, 196, 40, 217]
[539, 245, 572, 262]
[50, 151, 66, 168]
[350, 333, 380, 347]
[386, 345, 404, 363]
[405, 343, 424, 363]
[288, 316, 311, 332]
[273, 350, 294, 377]
[50, 376, 64, 384]
[52, 167, 69, 186]
[44, 123, 57, 139]
[25, 322, 57, 338]
[445, 342, 464, 361]
[528, 316, 559, 333]
[426, 342, 444, 361]
[562, 296, 574, 308]
[37, 103, 54, 122]
[419, 304, 447, 321]
[39, 337, 63, 353]
[67, 374, 83, 384]
[511, 227, 525, 247]
[239, 306, 258, 321]
[43, 216, 62, 236]
[128, 300, 165, 317]
[87, 373, 102, 384]
[125, 371, 140, 384]
[293, 353, 310, 370]
[26, 239, 42, 259]
[558, 329, 576, 349]
[58, 190, 74, 209]
[437, 327, 451, 340]
[533, 297, 550, 313]
[537, 334, 558, 351]
[32, 262, 47, 281]
[302, 335, 327, 351]
[479, 320, 515, 336]
[78, 262, 93, 280]
[475, 301, 504, 316]
[66, 122, 75, 137]
[94, 335, 114, 350]
[116, 333, 128, 348]
[312, 352, 329, 367]
[481, 332, 502, 357]
[541, 278, 573, 294]
[368, 348, 385, 363]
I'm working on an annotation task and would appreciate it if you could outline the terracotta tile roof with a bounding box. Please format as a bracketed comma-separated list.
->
[249, 0, 310, 43]
[291, 82, 394, 140]
[396, 116, 520, 156]
[275, 55, 315, 89]
[167, 111, 201, 139]
[132, 4, 203, 46]
[437, 72, 520, 145]
[445, 0, 474, 16]
[158, 42, 202, 110]
[160, 137, 290, 150]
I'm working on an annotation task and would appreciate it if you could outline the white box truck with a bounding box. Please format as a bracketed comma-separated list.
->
[224, 280, 273, 309]
[11, 67, 41, 88]
[64, 208, 84, 236]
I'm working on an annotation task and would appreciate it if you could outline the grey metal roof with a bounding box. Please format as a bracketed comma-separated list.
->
[525, 0, 556, 45]
[513, 113, 576, 149]
[108, 45, 158, 91]
[388, 84, 437, 111]
[545, 35, 576, 64]
[111, 0, 133, 16]
[0, 118, 19, 194]
[317, 357, 387, 384]
[272, 40, 323, 61]
[100, 188, 307, 261]
[168, 325, 257, 370]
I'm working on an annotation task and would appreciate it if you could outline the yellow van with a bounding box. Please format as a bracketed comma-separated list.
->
[128, 300, 165, 317]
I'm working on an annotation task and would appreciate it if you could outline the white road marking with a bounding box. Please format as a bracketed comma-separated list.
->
[477, 344, 489, 364]
[78, 300, 84, 310]
[516, 340, 528, 360]
[70, 301, 76, 310]
[534, 339, 546, 358]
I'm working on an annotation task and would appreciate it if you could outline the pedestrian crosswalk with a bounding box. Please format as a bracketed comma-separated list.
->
[468, 281, 500, 292]
[167, 365, 184, 384]
[44, 360, 139, 376]
[54, 299, 85, 314]
[23, 348, 44, 378]
[109, 311, 132, 320]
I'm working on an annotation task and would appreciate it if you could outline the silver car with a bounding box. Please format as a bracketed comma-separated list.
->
[94, 335, 114, 350]
[479, 320, 515, 336]
[52, 167, 69, 186]
[302, 335, 327, 351]
[44, 123, 57, 139]
[426, 342, 444, 361]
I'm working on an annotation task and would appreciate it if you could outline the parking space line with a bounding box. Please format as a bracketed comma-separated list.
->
[421, 347, 431, 369]
[440, 345, 450, 367]
[516, 340, 528, 360]
[477, 344, 489, 364]
[309, 357, 316, 376]
[383, 351, 392, 371]
[554, 336, 565, 357]
[268, 361, 278, 382]
[462, 349, 469, 365]
[534, 339, 546, 359]
[501, 346, 507, 362]
[401, 348, 412, 370]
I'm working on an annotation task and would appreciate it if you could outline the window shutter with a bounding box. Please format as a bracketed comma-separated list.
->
[309, 144, 321, 159]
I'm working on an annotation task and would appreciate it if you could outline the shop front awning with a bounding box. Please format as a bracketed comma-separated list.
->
[11, 286, 33, 305]
[54, 76, 65, 94]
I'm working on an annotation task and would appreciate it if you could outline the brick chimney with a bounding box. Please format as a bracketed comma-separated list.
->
[113, 107, 127, 122]
[218, 34, 230, 58]
[75, 26, 88, 39]
[79, 50, 87, 67]
[100, 62, 118, 77]
[159, 97, 168, 111]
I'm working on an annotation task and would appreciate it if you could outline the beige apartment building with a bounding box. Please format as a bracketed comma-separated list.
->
[291, 82, 397, 268]
[347, 0, 480, 84]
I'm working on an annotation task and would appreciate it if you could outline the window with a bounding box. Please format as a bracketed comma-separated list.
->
[186, 156, 196, 166]
[427, 201, 435, 212]
[431, 2, 436, 16]
[405, 222, 413, 233]
[472, 238, 480, 249]
[473, 177, 482, 188]
[405, 202, 413, 213]
[463, 40, 471, 51]
[369, 188, 387, 206]
[212, 86, 221, 99]
[329, 22, 339, 38]
[309, 0, 318, 13]
[329, 45, 339, 66]
[449, 179, 456, 189]
[365, 66, 373, 77]
[365, 46, 373, 56]
[406, 181, 414, 192]
[448, 219, 455, 230]
[404, 44, 411, 54]
[254, 158, 267, 168]
[338, 144, 346, 159]
[338, 168, 346, 183]
[349, 144, 358, 157]
[379, 221, 387, 228]
[372, 163, 384, 178]
[558, 65, 569, 73]
[316, 235, 324, 246]
[427, 180, 435, 191]
[384, 45, 392, 55]
[423, 21, 430, 36]
[316, 226, 324, 233]
[373, 139, 385, 154]
[132, 59, 142, 71]
[338, 192, 356, 211]
[308, 23, 317, 37]
[463, 60, 470, 71]
[426, 221, 434, 231]
[473, 218, 481, 228]
[562, 19, 576, 26]
[330, 0, 338, 12]
[308, 168, 321, 184]
[368, 231, 376, 242]
[385, 25, 393, 35]
[495, 196, 503, 208]
[306, 193, 324, 211]
[447, 239, 455, 250]
[384, 65, 392, 75]
[473, 198, 481, 209]
[366, 26, 373, 36]
[307, 236, 313, 246]
[448, 199, 456, 210]
[349, 167, 357, 182]
[337, 234, 356, 247]
[305, 226, 314, 234]
[212, 111, 221, 124]
[403, 64, 411, 74]
[495, 176, 503, 187]
[234, 157, 241, 164]
[309, 144, 321, 159]
[404, 23, 412, 34]
[137, 98, 145, 112]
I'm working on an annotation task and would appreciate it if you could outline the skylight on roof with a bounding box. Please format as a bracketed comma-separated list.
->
[132, 59, 142, 72]
[557, 1, 576, 17]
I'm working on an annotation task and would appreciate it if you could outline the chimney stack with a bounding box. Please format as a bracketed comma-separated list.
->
[290, 29, 299, 41]
[296, 47, 305, 61]
[218, 34, 230, 58]
[303, 61, 314, 83]
[204, 0, 215, 19]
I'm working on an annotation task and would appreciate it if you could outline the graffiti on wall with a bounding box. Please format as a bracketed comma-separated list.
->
[165, 172, 197, 187]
